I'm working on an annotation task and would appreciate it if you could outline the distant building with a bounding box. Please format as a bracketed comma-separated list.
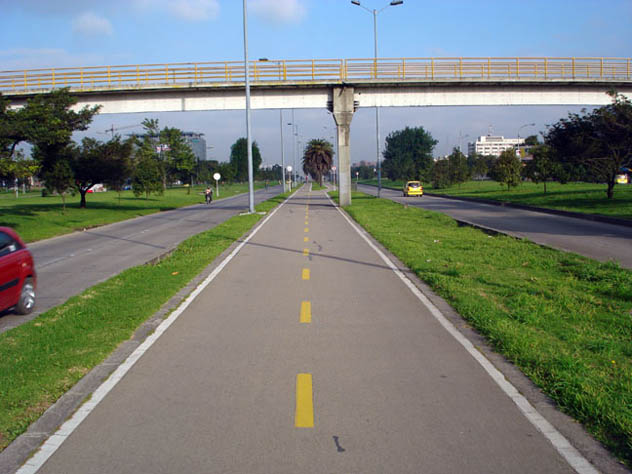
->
[182, 132, 207, 162]
[130, 131, 207, 162]
[468, 135, 524, 157]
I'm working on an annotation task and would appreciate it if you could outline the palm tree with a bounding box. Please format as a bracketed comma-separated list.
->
[302, 139, 334, 186]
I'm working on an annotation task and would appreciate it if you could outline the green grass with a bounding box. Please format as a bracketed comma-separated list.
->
[0, 190, 291, 452]
[360, 179, 632, 221]
[0, 183, 265, 243]
[336, 191, 632, 465]
[310, 183, 327, 191]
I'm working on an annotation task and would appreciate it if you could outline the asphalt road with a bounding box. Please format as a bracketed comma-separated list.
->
[27, 187, 594, 474]
[359, 184, 632, 269]
[0, 186, 283, 334]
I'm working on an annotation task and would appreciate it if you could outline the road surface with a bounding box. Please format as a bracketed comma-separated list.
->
[359, 184, 632, 269]
[20, 187, 603, 474]
[0, 186, 283, 334]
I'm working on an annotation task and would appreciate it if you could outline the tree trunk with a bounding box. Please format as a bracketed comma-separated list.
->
[606, 177, 615, 199]
[544, 181, 547, 193]
[79, 189, 87, 208]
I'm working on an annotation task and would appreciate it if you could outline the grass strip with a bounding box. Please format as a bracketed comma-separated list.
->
[360, 179, 632, 221]
[336, 191, 632, 465]
[310, 183, 327, 191]
[0, 190, 292, 452]
[0, 183, 266, 243]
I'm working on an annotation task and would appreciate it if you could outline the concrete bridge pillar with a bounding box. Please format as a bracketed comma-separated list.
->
[331, 86, 355, 207]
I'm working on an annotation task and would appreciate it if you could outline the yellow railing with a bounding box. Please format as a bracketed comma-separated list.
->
[1, 57, 630, 93]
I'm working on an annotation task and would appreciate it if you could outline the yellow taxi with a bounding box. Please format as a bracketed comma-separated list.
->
[403, 180, 423, 197]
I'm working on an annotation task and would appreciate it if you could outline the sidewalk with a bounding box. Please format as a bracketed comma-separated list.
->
[25, 186, 586, 474]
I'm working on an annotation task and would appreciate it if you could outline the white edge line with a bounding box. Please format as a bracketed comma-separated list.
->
[17, 193, 295, 474]
[326, 194, 599, 474]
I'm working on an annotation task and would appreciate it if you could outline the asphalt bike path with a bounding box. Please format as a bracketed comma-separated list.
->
[359, 184, 632, 269]
[0, 186, 283, 334]
[25, 186, 589, 473]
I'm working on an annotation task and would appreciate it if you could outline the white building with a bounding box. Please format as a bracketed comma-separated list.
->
[468, 135, 524, 157]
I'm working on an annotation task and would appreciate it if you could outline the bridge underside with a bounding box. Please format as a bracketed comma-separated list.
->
[13, 81, 625, 114]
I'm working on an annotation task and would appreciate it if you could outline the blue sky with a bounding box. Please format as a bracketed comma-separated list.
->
[2, 0, 631, 165]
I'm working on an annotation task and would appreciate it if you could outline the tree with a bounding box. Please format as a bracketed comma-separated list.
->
[41, 157, 74, 211]
[431, 159, 450, 189]
[302, 139, 334, 186]
[546, 91, 632, 199]
[0, 150, 40, 194]
[524, 135, 540, 146]
[382, 126, 437, 182]
[160, 127, 196, 191]
[522, 144, 559, 193]
[132, 154, 163, 199]
[470, 153, 489, 179]
[491, 149, 522, 190]
[229, 138, 262, 182]
[102, 137, 134, 201]
[448, 148, 470, 186]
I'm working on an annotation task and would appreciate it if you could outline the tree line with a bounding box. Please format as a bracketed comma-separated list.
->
[378, 91, 631, 198]
[0, 89, 278, 209]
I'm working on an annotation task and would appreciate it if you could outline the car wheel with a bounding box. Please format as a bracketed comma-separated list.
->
[15, 278, 35, 315]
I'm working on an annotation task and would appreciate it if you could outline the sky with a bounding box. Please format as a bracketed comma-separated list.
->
[1, 0, 631, 167]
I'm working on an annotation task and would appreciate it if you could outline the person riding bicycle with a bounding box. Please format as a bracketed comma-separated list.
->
[205, 186, 213, 204]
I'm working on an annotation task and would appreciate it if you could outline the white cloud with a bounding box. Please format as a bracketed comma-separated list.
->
[169, 0, 220, 21]
[72, 11, 113, 36]
[250, 0, 306, 24]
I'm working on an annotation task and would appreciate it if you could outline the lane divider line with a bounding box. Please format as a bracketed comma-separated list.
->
[303, 248, 309, 257]
[295, 373, 314, 428]
[300, 301, 312, 323]
[304, 227, 309, 233]
[16, 193, 298, 474]
[302, 268, 310, 280]
[304, 236, 309, 242]
[326, 193, 599, 474]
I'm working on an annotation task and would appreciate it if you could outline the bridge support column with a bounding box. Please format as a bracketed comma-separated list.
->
[331, 86, 355, 207]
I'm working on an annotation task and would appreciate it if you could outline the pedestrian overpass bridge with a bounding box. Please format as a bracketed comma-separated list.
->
[3, 56, 631, 204]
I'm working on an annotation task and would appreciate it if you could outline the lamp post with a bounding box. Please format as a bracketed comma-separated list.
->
[242, 0, 255, 213]
[287, 166, 293, 191]
[288, 112, 299, 186]
[517, 122, 536, 157]
[351, 0, 403, 198]
[280, 110, 286, 192]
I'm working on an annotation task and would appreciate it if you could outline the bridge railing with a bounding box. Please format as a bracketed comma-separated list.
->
[1, 57, 630, 93]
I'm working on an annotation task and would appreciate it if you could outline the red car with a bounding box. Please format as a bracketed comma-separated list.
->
[0, 227, 36, 314]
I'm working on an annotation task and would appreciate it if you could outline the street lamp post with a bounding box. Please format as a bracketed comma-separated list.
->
[242, 0, 255, 213]
[351, 0, 403, 199]
[517, 122, 536, 157]
[280, 110, 286, 192]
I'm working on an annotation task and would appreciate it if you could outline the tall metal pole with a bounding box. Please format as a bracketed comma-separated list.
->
[373, 8, 382, 198]
[280, 110, 286, 192]
[243, 0, 255, 213]
[292, 109, 298, 186]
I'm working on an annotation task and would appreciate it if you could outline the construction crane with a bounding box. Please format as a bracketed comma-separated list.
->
[98, 123, 143, 138]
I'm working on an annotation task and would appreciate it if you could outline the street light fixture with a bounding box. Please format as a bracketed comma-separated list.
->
[242, 0, 255, 213]
[351, 0, 404, 198]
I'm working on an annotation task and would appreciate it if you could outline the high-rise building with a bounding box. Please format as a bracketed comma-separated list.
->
[182, 132, 207, 162]
[467, 135, 524, 157]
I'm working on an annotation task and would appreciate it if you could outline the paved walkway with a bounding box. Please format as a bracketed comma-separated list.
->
[21, 187, 595, 473]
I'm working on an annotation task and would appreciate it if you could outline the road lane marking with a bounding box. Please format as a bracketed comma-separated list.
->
[304, 227, 309, 233]
[15, 193, 299, 474]
[327, 193, 599, 474]
[300, 301, 311, 323]
[303, 248, 309, 256]
[295, 373, 314, 428]
[302, 268, 310, 280]
[304, 236, 309, 242]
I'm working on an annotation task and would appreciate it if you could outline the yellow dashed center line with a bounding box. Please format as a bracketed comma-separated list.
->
[302, 268, 310, 280]
[304, 236, 309, 242]
[303, 248, 309, 256]
[304, 227, 309, 233]
[300, 301, 311, 323]
[295, 373, 314, 428]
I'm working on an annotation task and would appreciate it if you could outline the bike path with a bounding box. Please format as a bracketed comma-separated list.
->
[29, 186, 582, 473]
